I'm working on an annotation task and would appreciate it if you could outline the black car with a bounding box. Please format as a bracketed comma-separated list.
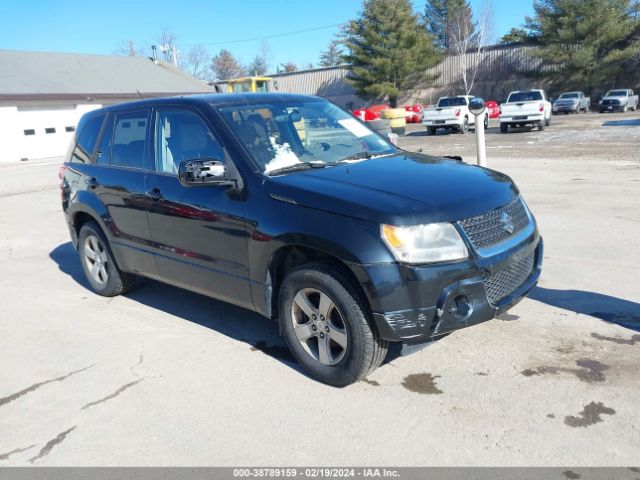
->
[60, 93, 543, 386]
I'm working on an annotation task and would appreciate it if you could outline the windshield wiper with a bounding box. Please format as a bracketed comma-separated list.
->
[266, 162, 327, 176]
[335, 150, 396, 164]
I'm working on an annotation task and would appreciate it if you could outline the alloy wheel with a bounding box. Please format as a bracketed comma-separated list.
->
[290, 288, 348, 365]
[83, 235, 109, 286]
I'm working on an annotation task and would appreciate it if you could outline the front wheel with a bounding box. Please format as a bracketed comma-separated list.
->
[459, 117, 469, 134]
[278, 263, 388, 387]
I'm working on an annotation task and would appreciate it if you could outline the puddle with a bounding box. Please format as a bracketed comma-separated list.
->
[591, 332, 640, 346]
[563, 471, 581, 479]
[362, 378, 380, 386]
[521, 358, 608, 383]
[250, 341, 295, 362]
[564, 401, 616, 428]
[402, 373, 443, 395]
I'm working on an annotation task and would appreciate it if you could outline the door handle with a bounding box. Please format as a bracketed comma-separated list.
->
[146, 188, 164, 201]
[85, 177, 99, 188]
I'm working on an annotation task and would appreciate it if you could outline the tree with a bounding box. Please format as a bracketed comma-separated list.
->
[211, 49, 246, 80]
[448, 0, 493, 94]
[116, 40, 142, 57]
[526, 0, 640, 94]
[281, 62, 298, 72]
[184, 44, 211, 80]
[500, 27, 532, 44]
[423, 0, 473, 50]
[343, 0, 441, 106]
[247, 41, 271, 75]
[158, 27, 179, 65]
[319, 39, 345, 67]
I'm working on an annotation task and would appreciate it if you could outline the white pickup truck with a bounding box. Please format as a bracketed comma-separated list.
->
[598, 89, 638, 113]
[422, 95, 488, 135]
[499, 89, 552, 133]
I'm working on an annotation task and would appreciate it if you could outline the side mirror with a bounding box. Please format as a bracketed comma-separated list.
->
[469, 97, 486, 116]
[178, 159, 234, 187]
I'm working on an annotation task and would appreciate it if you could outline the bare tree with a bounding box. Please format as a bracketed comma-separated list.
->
[211, 49, 246, 81]
[448, 0, 494, 95]
[158, 27, 179, 66]
[115, 39, 142, 57]
[184, 44, 211, 80]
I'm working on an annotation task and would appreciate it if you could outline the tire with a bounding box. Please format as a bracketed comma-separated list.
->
[538, 120, 545, 131]
[78, 221, 136, 297]
[545, 115, 551, 126]
[428, 126, 436, 135]
[623, 105, 628, 113]
[483, 115, 489, 130]
[278, 263, 388, 387]
[500, 123, 508, 133]
[459, 117, 469, 134]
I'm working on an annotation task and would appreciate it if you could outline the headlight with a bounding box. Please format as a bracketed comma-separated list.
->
[381, 223, 468, 264]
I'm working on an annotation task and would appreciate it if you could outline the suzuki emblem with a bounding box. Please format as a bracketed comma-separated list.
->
[501, 211, 514, 234]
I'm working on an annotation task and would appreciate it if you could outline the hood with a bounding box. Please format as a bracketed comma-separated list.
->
[264, 153, 518, 225]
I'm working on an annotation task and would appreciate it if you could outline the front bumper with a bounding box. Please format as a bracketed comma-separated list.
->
[553, 104, 578, 113]
[354, 232, 543, 344]
[599, 104, 624, 112]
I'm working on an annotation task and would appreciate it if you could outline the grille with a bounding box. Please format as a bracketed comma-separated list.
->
[602, 99, 620, 106]
[482, 250, 535, 305]
[458, 197, 530, 250]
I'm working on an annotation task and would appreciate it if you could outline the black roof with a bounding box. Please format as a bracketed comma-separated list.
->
[97, 92, 323, 114]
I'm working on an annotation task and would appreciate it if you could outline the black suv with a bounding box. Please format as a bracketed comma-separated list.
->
[60, 93, 543, 386]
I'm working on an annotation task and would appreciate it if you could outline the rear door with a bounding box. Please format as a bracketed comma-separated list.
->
[144, 106, 253, 309]
[91, 109, 156, 276]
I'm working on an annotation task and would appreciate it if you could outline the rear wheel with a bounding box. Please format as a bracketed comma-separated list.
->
[500, 123, 508, 133]
[278, 263, 388, 387]
[428, 126, 436, 135]
[78, 221, 136, 297]
[483, 115, 489, 130]
[545, 115, 551, 126]
[538, 120, 545, 131]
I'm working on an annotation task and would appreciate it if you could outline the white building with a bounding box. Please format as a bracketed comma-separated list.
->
[0, 49, 213, 163]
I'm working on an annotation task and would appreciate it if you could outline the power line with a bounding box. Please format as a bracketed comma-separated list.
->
[180, 22, 346, 48]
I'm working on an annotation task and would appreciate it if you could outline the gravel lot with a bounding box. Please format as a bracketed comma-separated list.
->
[0, 111, 639, 466]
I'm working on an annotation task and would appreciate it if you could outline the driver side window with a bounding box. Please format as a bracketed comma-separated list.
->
[155, 109, 225, 174]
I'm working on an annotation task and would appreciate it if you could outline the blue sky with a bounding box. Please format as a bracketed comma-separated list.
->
[0, 0, 534, 72]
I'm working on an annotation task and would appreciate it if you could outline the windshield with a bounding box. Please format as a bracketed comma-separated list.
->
[559, 93, 579, 99]
[216, 99, 396, 174]
[606, 90, 627, 97]
[437, 97, 467, 107]
[508, 91, 543, 102]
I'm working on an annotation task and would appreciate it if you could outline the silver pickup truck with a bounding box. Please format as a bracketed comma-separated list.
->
[598, 89, 638, 113]
[552, 91, 590, 114]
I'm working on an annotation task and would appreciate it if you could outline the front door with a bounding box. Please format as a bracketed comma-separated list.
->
[145, 107, 253, 309]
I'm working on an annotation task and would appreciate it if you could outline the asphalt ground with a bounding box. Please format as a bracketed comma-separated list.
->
[0, 110, 638, 466]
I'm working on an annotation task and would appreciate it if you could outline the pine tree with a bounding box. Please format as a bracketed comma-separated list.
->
[500, 27, 531, 44]
[343, 0, 441, 106]
[248, 55, 268, 76]
[526, 0, 640, 93]
[319, 39, 345, 67]
[423, 0, 474, 50]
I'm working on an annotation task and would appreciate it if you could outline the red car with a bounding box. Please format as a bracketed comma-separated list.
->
[485, 100, 500, 119]
[403, 104, 424, 123]
[352, 104, 390, 121]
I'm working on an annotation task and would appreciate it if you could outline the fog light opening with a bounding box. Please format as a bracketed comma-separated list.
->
[450, 294, 473, 320]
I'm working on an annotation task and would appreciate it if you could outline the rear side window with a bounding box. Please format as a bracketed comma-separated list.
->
[111, 111, 150, 169]
[76, 113, 106, 155]
[95, 115, 114, 166]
